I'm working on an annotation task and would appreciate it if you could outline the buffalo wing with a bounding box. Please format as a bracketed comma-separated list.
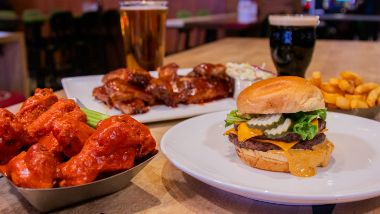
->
[4, 113, 94, 188]
[15, 88, 58, 125]
[0, 109, 34, 164]
[5, 133, 62, 188]
[27, 99, 86, 138]
[1, 89, 157, 188]
[58, 115, 156, 187]
[52, 115, 95, 158]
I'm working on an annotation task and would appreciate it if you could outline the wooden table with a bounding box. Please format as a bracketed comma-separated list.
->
[0, 31, 29, 96]
[2, 38, 380, 213]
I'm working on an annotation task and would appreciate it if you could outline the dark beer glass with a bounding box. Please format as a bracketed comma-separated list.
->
[269, 15, 319, 77]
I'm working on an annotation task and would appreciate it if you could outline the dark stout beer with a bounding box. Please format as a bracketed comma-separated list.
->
[120, 1, 167, 71]
[269, 15, 319, 77]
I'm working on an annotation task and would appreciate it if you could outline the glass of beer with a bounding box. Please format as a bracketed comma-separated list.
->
[269, 15, 319, 77]
[119, 1, 167, 71]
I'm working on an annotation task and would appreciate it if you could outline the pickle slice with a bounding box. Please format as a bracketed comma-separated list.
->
[264, 118, 292, 137]
[247, 114, 283, 129]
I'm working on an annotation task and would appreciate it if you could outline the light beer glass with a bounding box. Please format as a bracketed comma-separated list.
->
[120, 1, 167, 71]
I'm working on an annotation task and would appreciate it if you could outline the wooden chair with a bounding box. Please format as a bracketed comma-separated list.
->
[175, 10, 192, 51]
[75, 11, 107, 75]
[22, 9, 46, 88]
[102, 9, 125, 70]
[48, 11, 76, 89]
[0, 10, 19, 31]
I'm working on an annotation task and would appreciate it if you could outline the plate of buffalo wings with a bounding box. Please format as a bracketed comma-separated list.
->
[62, 63, 235, 123]
[0, 88, 157, 212]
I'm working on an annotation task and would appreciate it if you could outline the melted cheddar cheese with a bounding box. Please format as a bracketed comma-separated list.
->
[224, 128, 236, 136]
[223, 123, 263, 141]
[255, 140, 333, 177]
[286, 140, 334, 177]
[237, 123, 263, 142]
[311, 119, 319, 127]
[224, 121, 333, 177]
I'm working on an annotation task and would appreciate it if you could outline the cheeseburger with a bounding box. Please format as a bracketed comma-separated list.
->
[224, 76, 334, 177]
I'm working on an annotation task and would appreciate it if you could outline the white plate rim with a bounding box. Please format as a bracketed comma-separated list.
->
[160, 110, 380, 205]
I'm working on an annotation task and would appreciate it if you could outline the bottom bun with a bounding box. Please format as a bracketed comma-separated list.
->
[235, 139, 334, 174]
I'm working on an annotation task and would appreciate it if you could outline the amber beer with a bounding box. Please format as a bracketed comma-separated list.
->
[120, 1, 167, 71]
[269, 15, 319, 77]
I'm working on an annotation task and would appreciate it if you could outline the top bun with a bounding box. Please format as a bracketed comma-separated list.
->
[237, 76, 325, 114]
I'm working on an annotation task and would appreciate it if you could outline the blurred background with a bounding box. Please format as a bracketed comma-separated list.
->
[0, 0, 379, 96]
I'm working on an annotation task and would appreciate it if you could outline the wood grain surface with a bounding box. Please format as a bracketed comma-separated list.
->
[1, 38, 380, 214]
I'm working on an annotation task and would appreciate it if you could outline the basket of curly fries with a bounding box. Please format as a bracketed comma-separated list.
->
[308, 71, 380, 119]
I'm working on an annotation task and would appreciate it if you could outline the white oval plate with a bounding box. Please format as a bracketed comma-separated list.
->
[160, 111, 380, 205]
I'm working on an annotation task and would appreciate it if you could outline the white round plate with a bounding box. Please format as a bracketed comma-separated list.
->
[160, 111, 380, 205]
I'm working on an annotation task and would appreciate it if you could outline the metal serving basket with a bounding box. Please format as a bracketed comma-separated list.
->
[2, 150, 158, 212]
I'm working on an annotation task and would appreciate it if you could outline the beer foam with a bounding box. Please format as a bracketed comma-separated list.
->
[269, 15, 319, 27]
[120, 1, 167, 10]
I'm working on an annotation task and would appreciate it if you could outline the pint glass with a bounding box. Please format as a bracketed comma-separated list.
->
[120, 1, 167, 71]
[269, 15, 319, 77]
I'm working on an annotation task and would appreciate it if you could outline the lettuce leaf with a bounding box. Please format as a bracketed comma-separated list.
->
[289, 109, 327, 140]
[224, 110, 251, 127]
[224, 109, 327, 140]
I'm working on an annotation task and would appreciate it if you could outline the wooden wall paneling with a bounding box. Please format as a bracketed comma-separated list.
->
[166, 0, 231, 54]
[256, 0, 302, 21]
[225, 0, 239, 13]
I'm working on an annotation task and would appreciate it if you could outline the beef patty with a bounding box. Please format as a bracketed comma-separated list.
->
[233, 119, 326, 143]
[228, 133, 326, 152]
